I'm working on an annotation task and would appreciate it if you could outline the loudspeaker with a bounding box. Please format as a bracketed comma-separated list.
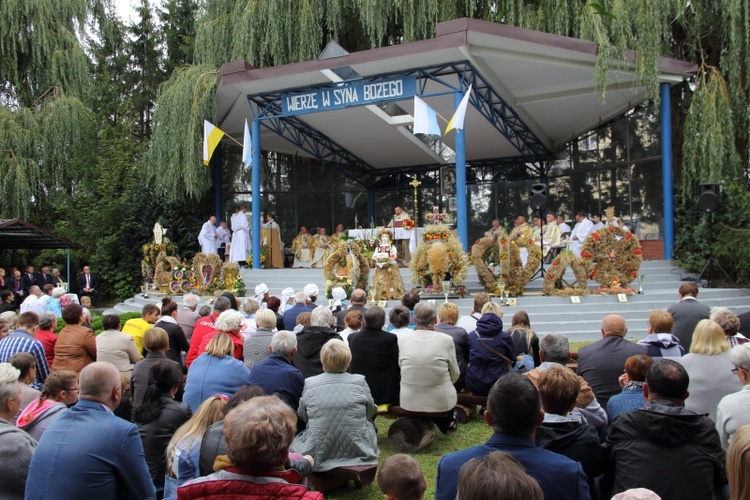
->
[698, 183, 720, 213]
[529, 183, 548, 210]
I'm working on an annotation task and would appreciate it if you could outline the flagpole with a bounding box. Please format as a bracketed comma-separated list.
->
[454, 90, 468, 251]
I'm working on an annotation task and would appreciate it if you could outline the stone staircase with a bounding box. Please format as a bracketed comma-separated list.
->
[106, 260, 750, 342]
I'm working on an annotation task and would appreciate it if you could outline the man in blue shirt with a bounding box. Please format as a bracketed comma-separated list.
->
[246, 330, 304, 410]
[25, 361, 156, 499]
[283, 291, 312, 330]
[0, 312, 50, 389]
[436, 373, 590, 500]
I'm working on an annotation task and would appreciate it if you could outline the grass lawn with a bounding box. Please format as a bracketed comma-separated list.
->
[325, 415, 493, 499]
[324, 339, 616, 498]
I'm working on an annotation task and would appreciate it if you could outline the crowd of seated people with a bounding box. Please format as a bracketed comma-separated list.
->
[2, 280, 750, 499]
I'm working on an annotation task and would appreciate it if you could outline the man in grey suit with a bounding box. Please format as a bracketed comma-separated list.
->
[667, 283, 710, 352]
[577, 314, 647, 412]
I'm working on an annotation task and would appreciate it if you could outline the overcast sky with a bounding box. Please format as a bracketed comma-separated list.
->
[113, 0, 164, 23]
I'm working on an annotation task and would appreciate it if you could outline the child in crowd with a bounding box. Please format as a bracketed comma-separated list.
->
[456, 451, 542, 500]
[377, 454, 427, 500]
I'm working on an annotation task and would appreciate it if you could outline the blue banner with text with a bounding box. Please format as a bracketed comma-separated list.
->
[280, 76, 417, 117]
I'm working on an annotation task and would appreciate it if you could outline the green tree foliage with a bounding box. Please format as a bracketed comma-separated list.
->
[160, 0, 199, 74]
[128, 0, 166, 139]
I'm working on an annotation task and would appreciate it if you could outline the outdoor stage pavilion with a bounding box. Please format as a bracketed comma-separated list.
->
[212, 18, 696, 269]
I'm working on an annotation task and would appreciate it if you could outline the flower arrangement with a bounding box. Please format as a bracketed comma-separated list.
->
[542, 250, 591, 296]
[410, 224, 469, 289]
[402, 218, 416, 230]
[142, 242, 178, 267]
[323, 241, 369, 298]
[246, 242, 269, 267]
[142, 242, 179, 282]
[471, 234, 505, 293]
[579, 208, 642, 287]
[497, 233, 542, 297]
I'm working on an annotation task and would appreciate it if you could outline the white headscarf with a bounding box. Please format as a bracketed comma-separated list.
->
[254, 283, 269, 307]
[331, 287, 347, 307]
[280, 287, 295, 313]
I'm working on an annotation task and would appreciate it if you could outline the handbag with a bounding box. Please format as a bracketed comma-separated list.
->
[476, 335, 513, 370]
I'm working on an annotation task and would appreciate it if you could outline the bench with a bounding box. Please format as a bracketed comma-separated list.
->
[383, 406, 454, 453]
[309, 465, 378, 493]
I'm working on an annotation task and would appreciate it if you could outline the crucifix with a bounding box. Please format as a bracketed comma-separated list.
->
[408, 177, 421, 221]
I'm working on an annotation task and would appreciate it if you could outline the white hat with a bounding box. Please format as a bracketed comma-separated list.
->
[304, 284, 319, 297]
[254, 283, 269, 295]
[280, 287, 295, 312]
[331, 287, 347, 307]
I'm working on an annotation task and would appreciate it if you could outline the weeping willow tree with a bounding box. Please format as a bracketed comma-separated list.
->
[148, 0, 749, 203]
[0, 0, 109, 219]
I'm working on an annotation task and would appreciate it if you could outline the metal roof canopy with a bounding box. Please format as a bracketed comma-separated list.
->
[216, 18, 696, 186]
[214, 17, 696, 267]
[0, 219, 81, 250]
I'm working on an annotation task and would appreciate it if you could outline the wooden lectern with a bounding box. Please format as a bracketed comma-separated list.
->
[261, 228, 283, 269]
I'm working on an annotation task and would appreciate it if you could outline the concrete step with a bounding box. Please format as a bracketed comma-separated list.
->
[105, 259, 750, 342]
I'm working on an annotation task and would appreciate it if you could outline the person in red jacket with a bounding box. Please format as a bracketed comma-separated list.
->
[196, 310, 245, 363]
[185, 296, 230, 369]
[178, 395, 320, 499]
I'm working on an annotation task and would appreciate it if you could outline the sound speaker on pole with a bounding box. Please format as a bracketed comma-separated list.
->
[529, 183, 548, 210]
[698, 183, 720, 213]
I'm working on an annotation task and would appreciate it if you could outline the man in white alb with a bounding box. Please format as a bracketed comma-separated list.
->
[216, 221, 230, 261]
[591, 214, 605, 231]
[229, 206, 250, 263]
[556, 215, 572, 235]
[198, 215, 218, 255]
[569, 211, 594, 257]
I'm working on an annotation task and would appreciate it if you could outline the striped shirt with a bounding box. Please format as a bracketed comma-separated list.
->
[0, 328, 51, 388]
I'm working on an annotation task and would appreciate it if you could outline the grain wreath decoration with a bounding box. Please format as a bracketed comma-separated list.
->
[470, 234, 505, 293]
[499, 233, 542, 297]
[542, 250, 591, 296]
[323, 240, 370, 298]
[579, 208, 642, 287]
[410, 223, 469, 290]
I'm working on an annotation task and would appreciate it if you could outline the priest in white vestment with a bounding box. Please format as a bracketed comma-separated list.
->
[556, 215, 572, 235]
[229, 205, 250, 263]
[591, 214, 605, 231]
[216, 221, 230, 261]
[198, 216, 218, 254]
[569, 212, 594, 257]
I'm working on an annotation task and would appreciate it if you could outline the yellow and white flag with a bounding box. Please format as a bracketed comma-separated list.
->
[203, 120, 226, 165]
[444, 84, 473, 134]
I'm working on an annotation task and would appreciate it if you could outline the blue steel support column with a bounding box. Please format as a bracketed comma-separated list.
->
[213, 148, 222, 222]
[455, 91, 468, 251]
[368, 190, 376, 225]
[252, 119, 262, 269]
[660, 83, 674, 260]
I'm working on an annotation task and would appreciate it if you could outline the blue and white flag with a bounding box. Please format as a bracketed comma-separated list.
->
[242, 119, 253, 165]
[413, 96, 441, 136]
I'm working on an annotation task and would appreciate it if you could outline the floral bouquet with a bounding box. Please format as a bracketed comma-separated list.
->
[402, 218, 416, 230]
